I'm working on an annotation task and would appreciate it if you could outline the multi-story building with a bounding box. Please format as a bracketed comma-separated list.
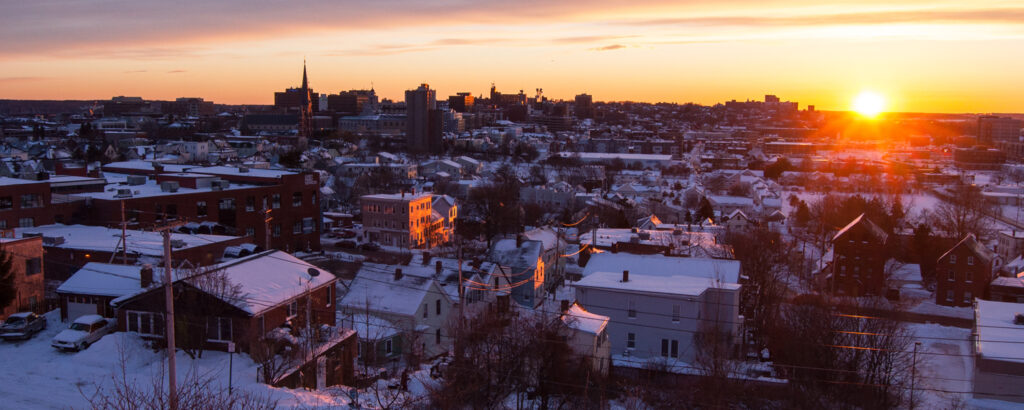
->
[574, 254, 741, 364]
[953, 146, 1006, 170]
[0, 235, 44, 318]
[936, 234, 996, 307]
[448, 92, 474, 113]
[0, 177, 53, 229]
[84, 164, 321, 252]
[405, 84, 439, 153]
[575, 94, 594, 119]
[831, 214, 889, 296]
[978, 116, 1022, 145]
[361, 192, 434, 248]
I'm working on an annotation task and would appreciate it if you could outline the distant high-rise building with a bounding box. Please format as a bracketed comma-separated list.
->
[405, 84, 438, 153]
[328, 89, 377, 115]
[978, 115, 1022, 145]
[448, 92, 475, 113]
[575, 93, 594, 119]
[765, 94, 780, 103]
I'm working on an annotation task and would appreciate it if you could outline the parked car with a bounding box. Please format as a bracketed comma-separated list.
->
[339, 230, 357, 239]
[51, 315, 117, 351]
[0, 312, 47, 340]
[359, 242, 381, 252]
[336, 240, 357, 249]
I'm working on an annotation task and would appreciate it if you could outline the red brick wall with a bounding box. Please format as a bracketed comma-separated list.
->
[0, 237, 45, 319]
[936, 247, 993, 307]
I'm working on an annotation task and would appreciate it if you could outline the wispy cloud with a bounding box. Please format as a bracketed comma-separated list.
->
[167, 69, 187, 74]
[621, 8, 1024, 28]
[590, 44, 628, 51]
[0, 76, 49, 84]
[124, 70, 147, 74]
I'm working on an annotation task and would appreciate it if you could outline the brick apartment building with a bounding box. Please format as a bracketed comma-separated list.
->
[0, 177, 54, 229]
[361, 192, 436, 248]
[831, 214, 889, 296]
[0, 235, 44, 318]
[936, 234, 996, 307]
[86, 163, 322, 252]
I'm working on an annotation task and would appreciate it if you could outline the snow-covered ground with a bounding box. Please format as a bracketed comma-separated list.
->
[909, 323, 973, 409]
[0, 311, 367, 408]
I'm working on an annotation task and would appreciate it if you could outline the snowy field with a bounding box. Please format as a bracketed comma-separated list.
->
[909, 323, 973, 408]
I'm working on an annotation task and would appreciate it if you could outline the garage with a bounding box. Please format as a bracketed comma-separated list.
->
[64, 297, 100, 322]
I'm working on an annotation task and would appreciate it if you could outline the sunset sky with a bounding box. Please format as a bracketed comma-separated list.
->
[1, 0, 1022, 113]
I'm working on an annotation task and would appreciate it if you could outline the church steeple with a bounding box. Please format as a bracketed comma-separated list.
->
[301, 59, 309, 91]
[298, 60, 313, 140]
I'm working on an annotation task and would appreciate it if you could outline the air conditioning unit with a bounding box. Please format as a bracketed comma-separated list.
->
[170, 239, 186, 248]
[160, 181, 180, 192]
[114, 188, 133, 198]
[126, 175, 147, 186]
[42, 236, 65, 246]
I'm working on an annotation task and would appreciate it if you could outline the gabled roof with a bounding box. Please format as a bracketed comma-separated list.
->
[938, 234, 995, 264]
[339, 270, 442, 317]
[832, 213, 888, 243]
[489, 238, 542, 268]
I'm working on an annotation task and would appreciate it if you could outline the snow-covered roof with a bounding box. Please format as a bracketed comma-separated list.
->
[0, 176, 46, 187]
[57, 263, 145, 297]
[562, 303, 608, 335]
[832, 213, 888, 243]
[361, 192, 432, 202]
[188, 166, 296, 179]
[489, 239, 542, 268]
[582, 253, 740, 284]
[15, 224, 240, 256]
[938, 233, 994, 265]
[211, 250, 334, 315]
[339, 269, 441, 317]
[576, 270, 740, 296]
[975, 299, 1024, 364]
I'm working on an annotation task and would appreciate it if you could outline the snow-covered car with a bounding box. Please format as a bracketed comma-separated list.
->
[51, 315, 116, 351]
[0, 312, 47, 340]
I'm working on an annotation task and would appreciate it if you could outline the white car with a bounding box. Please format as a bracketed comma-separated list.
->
[51, 315, 117, 351]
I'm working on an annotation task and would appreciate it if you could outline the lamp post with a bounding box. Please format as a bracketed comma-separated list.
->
[910, 341, 921, 409]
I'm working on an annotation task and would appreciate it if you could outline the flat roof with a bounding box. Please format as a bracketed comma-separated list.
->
[975, 299, 1024, 364]
[0, 177, 47, 187]
[361, 193, 431, 201]
[73, 178, 257, 200]
[15, 224, 240, 256]
[576, 270, 740, 297]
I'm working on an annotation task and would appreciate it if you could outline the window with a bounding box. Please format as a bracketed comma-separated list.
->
[950, 255, 957, 264]
[435, 329, 441, 344]
[20, 194, 42, 208]
[293, 221, 302, 234]
[206, 317, 232, 342]
[302, 217, 314, 234]
[25, 258, 41, 275]
[423, 304, 428, 318]
[661, 339, 669, 357]
[18, 217, 33, 228]
[964, 291, 973, 303]
[626, 333, 636, 349]
[246, 227, 255, 237]
[946, 290, 954, 302]
[0, 197, 11, 210]
[967, 256, 974, 266]
[272, 224, 281, 238]
[126, 311, 164, 336]
[948, 270, 955, 281]
[195, 201, 207, 217]
[292, 192, 303, 207]
[671, 340, 679, 358]
[672, 305, 680, 323]
[385, 338, 393, 355]
[627, 300, 636, 318]
[0, 220, 6, 229]
[272, 194, 281, 209]
[246, 196, 255, 212]
[435, 299, 441, 315]
[326, 285, 332, 307]
[219, 198, 235, 210]
[288, 300, 298, 317]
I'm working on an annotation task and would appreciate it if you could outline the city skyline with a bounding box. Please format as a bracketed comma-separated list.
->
[2, 1, 1024, 113]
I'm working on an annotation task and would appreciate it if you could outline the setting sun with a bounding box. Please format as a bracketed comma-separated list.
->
[852, 91, 886, 118]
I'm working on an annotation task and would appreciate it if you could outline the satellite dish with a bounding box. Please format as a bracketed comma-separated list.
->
[307, 268, 320, 277]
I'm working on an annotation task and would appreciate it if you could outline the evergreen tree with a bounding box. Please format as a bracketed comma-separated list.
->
[697, 197, 715, 222]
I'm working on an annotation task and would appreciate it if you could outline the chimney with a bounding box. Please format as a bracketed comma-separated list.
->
[436, 260, 443, 275]
[622, 270, 629, 282]
[422, 251, 432, 265]
[140, 264, 153, 288]
[560, 300, 570, 313]
[394, 268, 403, 281]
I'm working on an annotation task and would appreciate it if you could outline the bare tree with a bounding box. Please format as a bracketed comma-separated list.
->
[933, 183, 992, 240]
[176, 266, 245, 359]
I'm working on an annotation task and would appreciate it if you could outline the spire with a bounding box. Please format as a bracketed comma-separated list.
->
[301, 58, 308, 91]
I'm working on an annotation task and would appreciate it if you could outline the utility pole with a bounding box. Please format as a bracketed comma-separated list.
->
[156, 222, 185, 409]
[910, 341, 921, 409]
[121, 200, 128, 264]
